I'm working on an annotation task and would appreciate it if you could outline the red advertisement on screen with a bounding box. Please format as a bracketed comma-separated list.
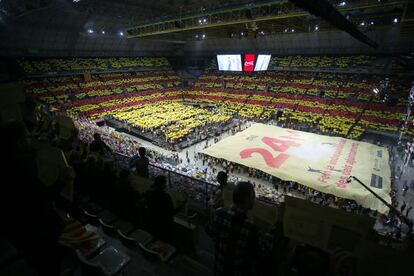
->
[244, 54, 255, 72]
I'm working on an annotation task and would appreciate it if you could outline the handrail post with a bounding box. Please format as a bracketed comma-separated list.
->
[168, 170, 172, 188]
[205, 180, 209, 210]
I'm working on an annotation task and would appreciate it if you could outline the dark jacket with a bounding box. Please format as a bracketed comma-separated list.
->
[143, 188, 174, 240]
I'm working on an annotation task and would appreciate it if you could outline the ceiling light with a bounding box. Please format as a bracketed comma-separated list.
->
[87, 29, 94, 34]
[393, 18, 398, 23]
[202, 34, 206, 39]
[101, 30, 105, 34]
[119, 31, 124, 36]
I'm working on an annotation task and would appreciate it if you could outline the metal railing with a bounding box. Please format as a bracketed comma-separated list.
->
[113, 152, 219, 210]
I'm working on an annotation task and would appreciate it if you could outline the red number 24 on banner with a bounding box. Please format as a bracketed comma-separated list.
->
[240, 136, 301, 169]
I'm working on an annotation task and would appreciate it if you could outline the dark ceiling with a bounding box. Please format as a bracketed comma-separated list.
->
[0, 0, 412, 57]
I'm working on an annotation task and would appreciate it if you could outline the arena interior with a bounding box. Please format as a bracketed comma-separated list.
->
[0, 0, 414, 275]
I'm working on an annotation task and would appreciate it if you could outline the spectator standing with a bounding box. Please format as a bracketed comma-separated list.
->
[131, 147, 150, 177]
[143, 175, 174, 241]
[206, 182, 259, 276]
[402, 184, 409, 196]
[401, 201, 407, 213]
[89, 133, 112, 154]
[210, 171, 228, 209]
[406, 205, 413, 217]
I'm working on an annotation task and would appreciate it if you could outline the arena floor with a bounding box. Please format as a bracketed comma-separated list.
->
[113, 120, 414, 223]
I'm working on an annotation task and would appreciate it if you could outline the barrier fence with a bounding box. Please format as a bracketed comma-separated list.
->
[113, 152, 219, 210]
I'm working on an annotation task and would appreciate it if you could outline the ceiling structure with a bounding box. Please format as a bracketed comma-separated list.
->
[125, 0, 408, 42]
[0, 0, 412, 57]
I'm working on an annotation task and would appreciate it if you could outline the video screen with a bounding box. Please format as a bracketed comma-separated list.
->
[217, 55, 242, 71]
[244, 54, 255, 72]
[254, 54, 271, 71]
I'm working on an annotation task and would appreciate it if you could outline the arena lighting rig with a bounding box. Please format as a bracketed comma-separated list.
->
[125, 0, 406, 43]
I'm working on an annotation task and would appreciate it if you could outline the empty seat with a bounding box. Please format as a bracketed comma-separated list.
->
[117, 230, 138, 248]
[76, 250, 104, 276]
[92, 246, 130, 276]
[97, 210, 118, 224]
[76, 246, 130, 276]
[146, 240, 176, 262]
[113, 219, 135, 235]
[138, 243, 160, 262]
[99, 219, 117, 237]
[129, 229, 154, 246]
[83, 202, 103, 214]
[83, 210, 100, 226]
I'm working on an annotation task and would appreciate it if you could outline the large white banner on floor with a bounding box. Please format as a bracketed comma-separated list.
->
[202, 123, 392, 213]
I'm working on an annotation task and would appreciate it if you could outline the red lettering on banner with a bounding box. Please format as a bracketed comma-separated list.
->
[317, 139, 346, 183]
[262, 136, 301, 152]
[240, 148, 289, 169]
[336, 176, 348, 188]
[335, 143, 359, 188]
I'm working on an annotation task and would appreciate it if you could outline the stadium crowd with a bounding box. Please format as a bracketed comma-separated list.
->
[69, 112, 413, 243]
[23, 68, 414, 150]
[1, 89, 413, 276]
[18, 57, 170, 74]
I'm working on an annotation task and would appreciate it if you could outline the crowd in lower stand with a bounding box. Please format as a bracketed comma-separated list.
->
[69, 108, 414, 243]
[1, 96, 413, 276]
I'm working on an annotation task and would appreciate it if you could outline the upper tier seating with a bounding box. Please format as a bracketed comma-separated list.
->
[25, 69, 413, 140]
[207, 55, 394, 73]
[193, 71, 412, 137]
[268, 55, 388, 70]
[18, 57, 171, 74]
